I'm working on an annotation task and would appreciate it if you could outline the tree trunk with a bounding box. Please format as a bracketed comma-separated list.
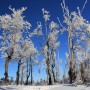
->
[68, 65, 73, 84]
[50, 48, 56, 82]
[80, 62, 85, 83]
[21, 69, 23, 85]
[16, 60, 21, 85]
[4, 48, 14, 83]
[68, 28, 75, 84]
[30, 57, 33, 85]
[46, 41, 53, 85]
[51, 50, 56, 83]
[5, 57, 9, 82]
[46, 59, 52, 85]
[69, 60, 75, 84]
[46, 70, 49, 83]
[25, 59, 29, 85]
[48, 73, 52, 85]
[31, 65, 33, 85]
[52, 64, 56, 82]
[68, 52, 75, 84]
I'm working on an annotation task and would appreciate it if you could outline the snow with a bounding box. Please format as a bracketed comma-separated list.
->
[0, 84, 90, 90]
[0, 85, 57, 90]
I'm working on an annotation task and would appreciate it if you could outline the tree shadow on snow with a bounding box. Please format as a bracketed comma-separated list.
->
[63, 84, 77, 87]
[0, 87, 7, 90]
[85, 83, 90, 87]
[6, 87, 16, 90]
[0, 87, 16, 90]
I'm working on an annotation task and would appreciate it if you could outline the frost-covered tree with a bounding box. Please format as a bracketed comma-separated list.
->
[14, 38, 38, 85]
[15, 20, 43, 85]
[49, 21, 60, 83]
[20, 62, 26, 85]
[55, 52, 61, 82]
[0, 7, 31, 82]
[37, 9, 60, 85]
[60, 0, 89, 83]
[22, 40, 38, 85]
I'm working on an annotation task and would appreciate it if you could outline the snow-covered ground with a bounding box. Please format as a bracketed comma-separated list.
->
[0, 84, 90, 90]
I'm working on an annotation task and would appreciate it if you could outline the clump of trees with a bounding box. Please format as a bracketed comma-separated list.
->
[0, 7, 31, 83]
[41, 9, 60, 85]
[0, 0, 90, 85]
[60, 0, 90, 84]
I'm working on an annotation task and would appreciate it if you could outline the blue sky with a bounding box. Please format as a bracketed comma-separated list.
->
[0, 0, 90, 82]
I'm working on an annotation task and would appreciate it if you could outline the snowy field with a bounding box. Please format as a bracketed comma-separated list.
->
[0, 84, 90, 90]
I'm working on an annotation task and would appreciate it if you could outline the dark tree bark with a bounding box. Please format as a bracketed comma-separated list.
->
[46, 41, 53, 85]
[51, 49, 56, 83]
[30, 57, 33, 85]
[25, 59, 30, 85]
[4, 57, 9, 82]
[51, 64, 56, 82]
[68, 66, 74, 84]
[47, 41, 52, 85]
[25, 59, 28, 85]
[4, 48, 14, 83]
[16, 60, 21, 85]
[68, 55, 76, 84]
[80, 62, 85, 83]
[48, 71, 52, 85]
[68, 30, 75, 84]
[21, 67, 24, 85]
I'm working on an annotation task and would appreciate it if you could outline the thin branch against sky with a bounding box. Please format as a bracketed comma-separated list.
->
[81, 0, 88, 12]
